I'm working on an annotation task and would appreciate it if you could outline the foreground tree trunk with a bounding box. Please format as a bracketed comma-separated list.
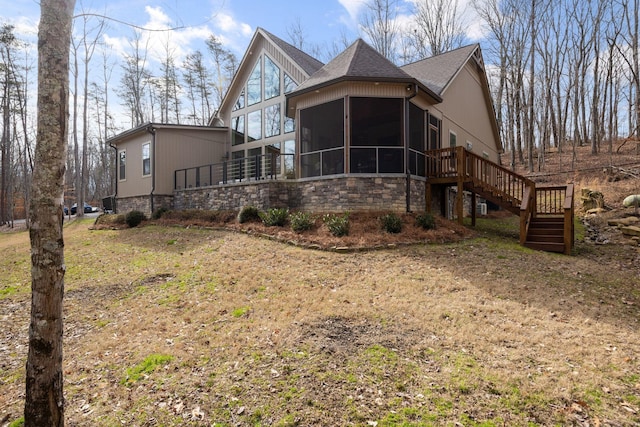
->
[25, 0, 75, 425]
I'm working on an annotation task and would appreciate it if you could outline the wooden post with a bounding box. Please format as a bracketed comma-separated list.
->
[471, 192, 476, 227]
[456, 147, 465, 224]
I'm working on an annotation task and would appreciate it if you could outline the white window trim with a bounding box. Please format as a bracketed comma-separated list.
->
[142, 142, 151, 177]
[118, 149, 126, 181]
[449, 130, 457, 147]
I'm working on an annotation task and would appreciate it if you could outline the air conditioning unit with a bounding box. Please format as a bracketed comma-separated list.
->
[476, 203, 487, 216]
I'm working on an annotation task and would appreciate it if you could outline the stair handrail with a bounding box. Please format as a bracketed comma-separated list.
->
[563, 184, 574, 255]
[519, 184, 536, 245]
[461, 147, 536, 207]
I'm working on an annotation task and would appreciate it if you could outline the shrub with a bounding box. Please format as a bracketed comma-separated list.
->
[125, 210, 146, 228]
[415, 212, 436, 230]
[289, 211, 314, 233]
[151, 206, 169, 220]
[237, 206, 261, 223]
[380, 212, 402, 233]
[323, 212, 350, 237]
[259, 207, 289, 227]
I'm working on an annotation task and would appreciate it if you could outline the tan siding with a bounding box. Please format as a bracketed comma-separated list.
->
[295, 82, 409, 110]
[155, 129, 227, 194]
[117, 133, 152, 198]
[432, 63, 500, 162]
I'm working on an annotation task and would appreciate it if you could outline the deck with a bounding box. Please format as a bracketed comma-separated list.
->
[425, 147, 574, 254]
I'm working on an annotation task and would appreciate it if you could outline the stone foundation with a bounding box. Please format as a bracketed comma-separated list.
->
[171, 176, 428, 213]
[115, 194, 173, 216]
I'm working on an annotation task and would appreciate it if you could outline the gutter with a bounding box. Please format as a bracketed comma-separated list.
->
[146, 125, 156, 213]
[405, 83, 418, 213]
[109, 143, 118, 213]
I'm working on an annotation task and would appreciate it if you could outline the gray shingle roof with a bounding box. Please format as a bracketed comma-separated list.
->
[259, 28, 324, 76]
[290, 39, 415, 94]
[401, 44, 480, 96]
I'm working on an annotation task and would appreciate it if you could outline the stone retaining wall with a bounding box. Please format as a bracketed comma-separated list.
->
[171, 176, 428, 213]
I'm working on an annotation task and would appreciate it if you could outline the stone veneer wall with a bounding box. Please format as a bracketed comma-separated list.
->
[172, 176, 428, 213]
[115, 194, 173, 216]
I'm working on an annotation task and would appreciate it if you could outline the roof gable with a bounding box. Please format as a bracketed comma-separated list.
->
[401, 44, 479, 96]
[259, 28, 324, 76]
[213, 28, 324, 124]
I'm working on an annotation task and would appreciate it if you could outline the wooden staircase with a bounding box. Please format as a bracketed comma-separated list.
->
[425, 146, 574, 254]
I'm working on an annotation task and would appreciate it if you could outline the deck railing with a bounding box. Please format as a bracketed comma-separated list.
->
[426, 146, 574, 254]
[174, 153, 294, 190]
[426, 146, 535, 207]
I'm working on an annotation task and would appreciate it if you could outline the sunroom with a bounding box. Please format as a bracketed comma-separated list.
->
[285, 39, 443, 182]
[293, 94, 443, 179]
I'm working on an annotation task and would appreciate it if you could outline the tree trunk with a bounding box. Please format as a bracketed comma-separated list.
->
[24, 0, 75, 425]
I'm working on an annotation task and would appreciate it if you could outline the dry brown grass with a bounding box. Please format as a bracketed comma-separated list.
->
[1, 199, 639, 426]
[1, 144, 639, 426]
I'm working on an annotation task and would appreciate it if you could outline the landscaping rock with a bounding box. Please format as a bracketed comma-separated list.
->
[607, 216, 640, 227]
[620, 225, 640, 237]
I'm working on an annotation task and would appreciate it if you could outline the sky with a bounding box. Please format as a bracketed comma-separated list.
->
[1, 0, 484, 128]
[3, 0, 483, 65]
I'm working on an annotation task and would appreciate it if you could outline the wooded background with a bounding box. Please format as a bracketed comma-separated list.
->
[1, 0, 638, 224]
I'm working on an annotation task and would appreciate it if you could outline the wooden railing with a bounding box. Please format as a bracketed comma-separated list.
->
[426, 147, 574, 254]
[427, 146, 535, 207]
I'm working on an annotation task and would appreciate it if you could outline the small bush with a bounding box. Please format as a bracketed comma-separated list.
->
[151, 206, 169, 220]
[237, 206, 261, 223]
[380, 212, 402, 233]
[290, 211, 314, 233]
[323, 212, 350, 237]
[260, 207, 289, 227]
[125, 210, 146, 228]
[415, 212, 436, 230]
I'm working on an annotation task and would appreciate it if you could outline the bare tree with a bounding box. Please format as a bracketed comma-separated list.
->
[25, 0, 75, 425]
[360, 0, 400, 62]
[182, 50, 212, 125]
[119, 31, 150, 126]
[412, 0, 466, 58]
[206, 35, 238, 110]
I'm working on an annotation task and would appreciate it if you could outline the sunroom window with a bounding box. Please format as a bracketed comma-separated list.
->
[350, 97, 403, 174]
[299, 99, 344, 178]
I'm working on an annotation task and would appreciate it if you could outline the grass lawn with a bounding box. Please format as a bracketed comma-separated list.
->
[1, 216, 639, 426]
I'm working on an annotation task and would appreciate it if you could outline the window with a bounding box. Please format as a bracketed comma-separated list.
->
[283, 140, 295, 177]
[264, 56, 280, 100]
[248, 147, 262, 179]
[284, 73, 296, 93]
[118, 150, 126, 180]
[230, 150, 244, 181]
[247, 110, 262, 141]
[142, 143, 151, 176]
[247, 60, 261, 105]
[428, 114, 441, 150]
[284, 114, 295, 133]
[264, 104, 281, 138]
[233, 90, 245, 111]
[449, 131, 457, 147]
[231, 115, 245, 146]
[300, 99, 344, 178]
[350, 97, 403, 174]
[351, 98, 402, 147]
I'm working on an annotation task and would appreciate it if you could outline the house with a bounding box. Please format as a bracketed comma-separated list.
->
[109, 28, 503, 216]
[107, 123, 227, 214]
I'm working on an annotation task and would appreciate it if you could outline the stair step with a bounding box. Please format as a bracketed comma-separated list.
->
[524, 241, 566, 253]
[526, 234, 564, 243]
[527, 227, 564, 236]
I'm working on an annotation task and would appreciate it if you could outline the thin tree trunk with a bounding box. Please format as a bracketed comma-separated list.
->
[24, 0, 75, 425]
